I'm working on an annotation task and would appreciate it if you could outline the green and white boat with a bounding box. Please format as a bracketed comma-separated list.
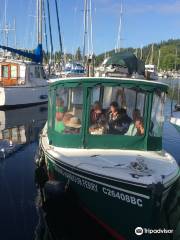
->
[40, 77, 180, 240]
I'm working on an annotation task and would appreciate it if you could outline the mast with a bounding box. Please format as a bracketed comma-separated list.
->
[150, 44, 154, 65]
[46, 0, 54, 63]
[174, 47, 177, 71]
[140, 45, 143, 60]
[55, 0, 63, 54]
[157, 48, 160, 69]
[83, 0, 88, 64]
[115, 0, 123, 53]
[0, 0, 16, 47]
[37, 0, 42, 45]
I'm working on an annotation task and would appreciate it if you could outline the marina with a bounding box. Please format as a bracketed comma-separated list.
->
[0, 0, 180, 239]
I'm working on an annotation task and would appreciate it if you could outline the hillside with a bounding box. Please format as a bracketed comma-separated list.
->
[95, 39, 180, 71]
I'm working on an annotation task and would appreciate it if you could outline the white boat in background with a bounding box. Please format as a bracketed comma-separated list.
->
[145, 64, 158, 81]
[145, 44, 158, 81]
[0, 0, 48, 108]
[61, 62, 86, 78]
[0, 59, 48, 107]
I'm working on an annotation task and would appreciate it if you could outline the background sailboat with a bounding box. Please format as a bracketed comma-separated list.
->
[0, 0, 48, 107]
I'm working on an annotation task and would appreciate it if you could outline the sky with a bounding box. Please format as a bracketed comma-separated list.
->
[1, 0, 180, 55]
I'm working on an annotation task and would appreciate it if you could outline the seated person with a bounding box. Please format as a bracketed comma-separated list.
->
[55, 107, 65, 133]
[64, 116, 81, 134]
[135, 117, 144, 136]
[90, 101, 105, 125]
[89, 101, 107, 135]
[116, 108, 132, 134]
[125, 109, 141, 136]
[107, 101, 121, 134]
[56, 97, 64, 112]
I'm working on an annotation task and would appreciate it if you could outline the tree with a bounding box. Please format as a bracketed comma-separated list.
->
[75, 47, 82, 61]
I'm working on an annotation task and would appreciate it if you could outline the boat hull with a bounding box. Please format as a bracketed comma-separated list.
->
[0, 85, 48, 107]
[44, 153, 171, 240]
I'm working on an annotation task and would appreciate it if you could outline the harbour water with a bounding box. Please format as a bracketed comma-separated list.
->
[0, 79, 179, 240]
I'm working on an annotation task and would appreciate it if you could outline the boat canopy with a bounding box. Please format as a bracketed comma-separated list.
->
[47, 77, 168, 151]
[105, 52, 145, 76]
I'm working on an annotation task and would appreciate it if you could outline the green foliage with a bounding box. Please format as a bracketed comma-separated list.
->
[95, 39, 180, 70]
[75, 47, 82, 61]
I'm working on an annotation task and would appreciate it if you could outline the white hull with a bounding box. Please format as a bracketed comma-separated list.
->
[0, 85, 48, 107]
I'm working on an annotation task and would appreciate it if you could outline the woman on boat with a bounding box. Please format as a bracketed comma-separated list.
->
[90, 101, 105, 125]
[107, 102, 131, 134]
[107, 101, 121, 134]
[125, 109, 141, 136]
[135, 117, 144, 136]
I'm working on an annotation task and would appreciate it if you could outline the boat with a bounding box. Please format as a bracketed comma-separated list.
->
[95, 52, 145, 79]
[0, 0, 48, 107]
[145, 45, 158, 81]
[60, 61, 86, 78]
[145, 64, 158, 81]
[39, 76, 179, 239]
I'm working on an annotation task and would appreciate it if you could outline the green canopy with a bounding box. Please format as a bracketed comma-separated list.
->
[105, 51, 145, 75]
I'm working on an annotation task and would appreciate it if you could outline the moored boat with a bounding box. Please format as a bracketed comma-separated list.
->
[40, 77, 179, 239]
[0, 59, 48, 107]
[0, 0, 48, 107]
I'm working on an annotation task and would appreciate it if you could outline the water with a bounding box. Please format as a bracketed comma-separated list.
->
[0, 82, 179, 239]
[0, 104, 48, 240]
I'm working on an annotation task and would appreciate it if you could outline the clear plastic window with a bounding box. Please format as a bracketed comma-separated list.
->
[35, 66, 41, 78]
[48, 90, 53, 129]
[150, 91, 165, 137]
[89, 86, 146, 136]
[2, 65, 8, 78]
[54, 87, 83, 134]
[11, 65, 17, 78]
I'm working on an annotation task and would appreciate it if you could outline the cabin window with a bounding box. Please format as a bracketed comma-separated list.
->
[11, 65, 17, 78]
[150, 91, 165, 137]
[2, 65, 8, 78]
[89, 86, 146, 136]
[35, 66, 41, 78]
[54, 87, 83, 134]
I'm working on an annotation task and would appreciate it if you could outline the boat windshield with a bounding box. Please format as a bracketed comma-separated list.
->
[150, 90, 165, 137]
[48, 79, 167, 150]
[54, 87, 83, 134]
[89, 86, 146, 136]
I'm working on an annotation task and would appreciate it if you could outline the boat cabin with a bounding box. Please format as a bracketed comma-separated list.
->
[47, 77, 168, 151]
[0, 60, 46, 86]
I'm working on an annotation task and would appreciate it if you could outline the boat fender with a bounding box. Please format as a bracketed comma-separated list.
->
[40, 95, 48, 100]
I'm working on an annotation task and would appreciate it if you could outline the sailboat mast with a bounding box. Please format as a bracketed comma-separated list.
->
[150, 44, 154, 65]
[157, 49, 161, 70]
[175, 47, 177, 71]
[83, 0, 88, 64]
[116, 0, 123, 53]
[55, 0, 63, 54]
[37, 0, 42, 45]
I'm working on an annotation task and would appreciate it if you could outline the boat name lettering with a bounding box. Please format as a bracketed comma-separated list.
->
[102, 187, 143, 207]
[54, 165, 98, 192]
